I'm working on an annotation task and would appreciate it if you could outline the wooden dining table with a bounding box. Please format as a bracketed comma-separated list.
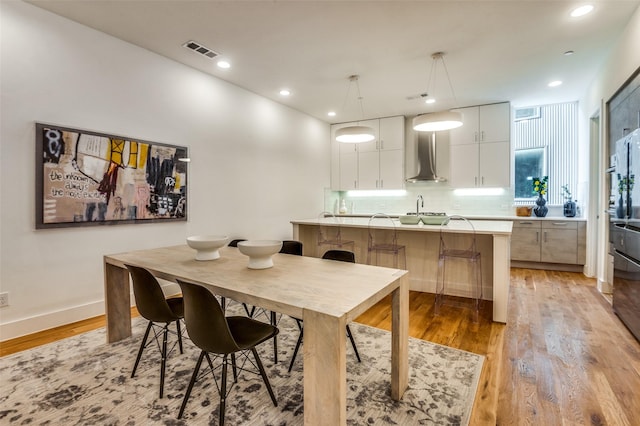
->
[103, 244, 409, 425]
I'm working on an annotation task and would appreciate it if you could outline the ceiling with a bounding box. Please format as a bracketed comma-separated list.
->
[27, 0, 640, 124]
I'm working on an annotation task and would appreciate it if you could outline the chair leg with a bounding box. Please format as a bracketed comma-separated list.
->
[230, 353, 238, 382]
[242, 303, 253, 316]
[346, 325, 361, 363]
[252, 348, 278, 407]
[131, 321, 153, 378]
[159, 324, 169, 398]
[271, 311, 278, 363]
[220, 354, 228, 426]
[287, 320, 304, 373]
[178, 351, 205, 419]
[176, 319, 184, 354]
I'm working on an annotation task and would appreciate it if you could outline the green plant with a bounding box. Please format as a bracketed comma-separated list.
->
[532, 176, 548, 196]
[561, 184, 572, 201]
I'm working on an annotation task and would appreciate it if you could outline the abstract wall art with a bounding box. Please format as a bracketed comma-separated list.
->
[36, 123, 188, 228]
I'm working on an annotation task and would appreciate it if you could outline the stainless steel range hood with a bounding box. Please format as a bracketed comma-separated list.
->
[406, 131, 446, 182]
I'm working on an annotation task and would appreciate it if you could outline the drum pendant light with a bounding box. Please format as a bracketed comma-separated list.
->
[335, 75, 375, 143]
[413, 52, 463, 132]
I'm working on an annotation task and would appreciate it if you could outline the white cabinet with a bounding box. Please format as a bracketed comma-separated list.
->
[449, 102, 511, 188]
[331, 116, 405, 190]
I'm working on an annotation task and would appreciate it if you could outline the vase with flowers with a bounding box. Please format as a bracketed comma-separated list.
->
[561, 184, 577, 217]
[532, 176, 548, 217]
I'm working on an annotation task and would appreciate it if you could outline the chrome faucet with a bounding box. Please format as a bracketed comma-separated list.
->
[416, 195, 424, 215]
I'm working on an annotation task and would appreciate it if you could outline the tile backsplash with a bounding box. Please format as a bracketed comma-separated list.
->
[324, 184, 576, 217]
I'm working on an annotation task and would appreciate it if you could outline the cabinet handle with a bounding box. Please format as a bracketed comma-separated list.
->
[380, 140, 384, 150]
[536, 231, 539, 243]
[481, 131, 485, 141]
[544, 231, 547, 243]
[354, 180, 357, 189]
[380, 179, 383, 188]
[552, 222, 567, 226]
[520, 221, 533, 224]
[474, 131, 478, 142]
[376, 140, 380, 150]
[482, 176, 485, 185]
[475, 176, 478, 186]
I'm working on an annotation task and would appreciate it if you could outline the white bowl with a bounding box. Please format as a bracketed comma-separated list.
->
[237, 240, 283, 269]
[186, 235, 228, 261]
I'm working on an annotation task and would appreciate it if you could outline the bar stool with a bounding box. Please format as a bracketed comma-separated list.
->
[434, 215, 482, 322]
[366, 213, 406, 269]
[317, 211, 355, 257]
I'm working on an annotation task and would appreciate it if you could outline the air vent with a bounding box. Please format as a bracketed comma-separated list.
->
[515, 107, 541, 121]
[182, 40, 218, 59]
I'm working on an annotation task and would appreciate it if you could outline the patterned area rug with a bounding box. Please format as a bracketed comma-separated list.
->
[0, 305, 483, 425]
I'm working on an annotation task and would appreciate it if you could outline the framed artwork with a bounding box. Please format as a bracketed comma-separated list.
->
[36, 123, 188, 229]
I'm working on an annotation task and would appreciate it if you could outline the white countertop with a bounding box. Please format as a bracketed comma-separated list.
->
[292, 217, 513, 235]
[322, 213, 585, 222]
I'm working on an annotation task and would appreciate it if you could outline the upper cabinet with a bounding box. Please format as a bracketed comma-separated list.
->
[331, 116, 405, 191]
[449, 102, 511, 188]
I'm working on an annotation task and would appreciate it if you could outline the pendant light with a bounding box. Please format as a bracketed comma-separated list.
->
[335, 75, 376, 143]
[413, 52, 463, 132]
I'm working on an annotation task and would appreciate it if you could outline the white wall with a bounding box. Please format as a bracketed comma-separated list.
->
[0, 1, 329, 340]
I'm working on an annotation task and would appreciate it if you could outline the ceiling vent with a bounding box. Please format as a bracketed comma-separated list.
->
[515, 107, 541, 121]
[182, 40, 218, 59]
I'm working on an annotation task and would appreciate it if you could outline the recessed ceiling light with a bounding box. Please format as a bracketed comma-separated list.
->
[217, 60, 231, 69]
[279, 89, 291, 96]
[548, 80, 563, 87]
[327, 111, 336, 117]
[570, 5, 594, 17]
[425, 98, 436, 104]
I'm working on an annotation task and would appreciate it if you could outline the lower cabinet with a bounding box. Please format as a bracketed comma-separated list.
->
[511, 219, 586, 265]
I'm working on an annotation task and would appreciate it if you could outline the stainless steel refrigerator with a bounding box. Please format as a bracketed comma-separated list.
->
[611, 128, 640, 342]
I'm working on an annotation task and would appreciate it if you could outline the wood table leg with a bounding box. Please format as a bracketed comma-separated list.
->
[391, 272, 409, 400]
[104, 260, 131, 343]
[303, 309, 346, 425]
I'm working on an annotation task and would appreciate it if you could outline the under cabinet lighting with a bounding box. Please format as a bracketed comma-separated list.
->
[453, 188, 505, 196]
[347, 190, 407, 197]
[279, 89, 291, 96]
[548, 80, 563, 87]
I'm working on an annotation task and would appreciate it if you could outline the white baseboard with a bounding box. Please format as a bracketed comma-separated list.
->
[0, 281, 181, 342]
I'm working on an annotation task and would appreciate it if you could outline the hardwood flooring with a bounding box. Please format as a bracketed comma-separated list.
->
[2, 268, 639, 424]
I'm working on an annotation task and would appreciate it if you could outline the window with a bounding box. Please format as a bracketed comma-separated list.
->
[513, 102, 578, 205]
[515, 147, 546, 199]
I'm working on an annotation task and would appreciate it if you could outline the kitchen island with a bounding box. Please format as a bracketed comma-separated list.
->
[292, 216, 512, 323]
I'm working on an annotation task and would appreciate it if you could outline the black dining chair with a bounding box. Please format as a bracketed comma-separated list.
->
[287, 249, 362, 372]
[125, 264, 184, 398]
[176, 280, 278, 425]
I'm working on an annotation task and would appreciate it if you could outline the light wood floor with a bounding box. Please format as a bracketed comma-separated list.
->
[2, 268, 639, 425]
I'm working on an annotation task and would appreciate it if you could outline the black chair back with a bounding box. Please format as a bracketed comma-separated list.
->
[177, 280, 240, 354]
[280, 240, 303, 256]
[126, 265, 181, 323]
[228, 239, 246, 247]
[322, 249, 355, 263]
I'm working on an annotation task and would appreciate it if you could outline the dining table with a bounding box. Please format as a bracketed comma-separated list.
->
[103, 244, 409, 425]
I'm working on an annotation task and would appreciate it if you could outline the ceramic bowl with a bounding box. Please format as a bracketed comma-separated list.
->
[237, 240, 283, 269]
[420, 213, 450, 226]
[186, 235, 228, 261]
[399, 215, 421, 225]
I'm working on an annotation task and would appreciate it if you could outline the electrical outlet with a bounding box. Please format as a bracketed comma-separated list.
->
[0, 292, 8, 307]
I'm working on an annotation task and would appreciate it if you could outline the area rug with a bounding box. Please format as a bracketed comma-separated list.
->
[0, 306, 483, 425]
